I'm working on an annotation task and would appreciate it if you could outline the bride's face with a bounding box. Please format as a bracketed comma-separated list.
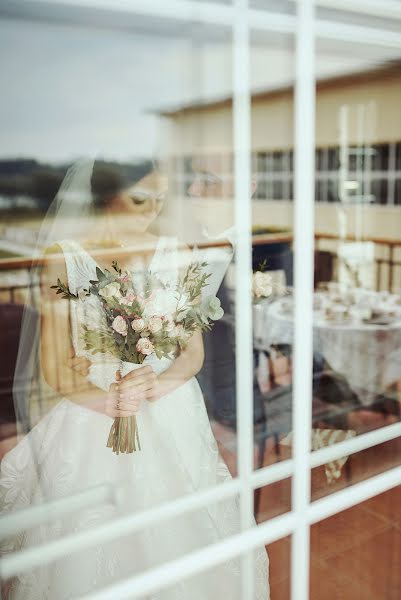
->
[109, 172, 167, 233]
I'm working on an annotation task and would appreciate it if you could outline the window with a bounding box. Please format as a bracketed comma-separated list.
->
[2, 4, 401, 600]
[371, 143, 390, 171]
[257, 151, 267, 173]
[327, 177, 340, 203]
[395, 179, 401, 205]
[272, 179, 284, 200]
[395, 141, 401, 171]
[327, 147, 340, 171]
[316, 148, 326, 171]
[315, 179, 327, 203]
[371, 179, 389, 205]
[272, 151, 284, 172]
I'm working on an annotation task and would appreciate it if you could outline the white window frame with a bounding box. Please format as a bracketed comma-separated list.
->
[1, 1, 401, 598]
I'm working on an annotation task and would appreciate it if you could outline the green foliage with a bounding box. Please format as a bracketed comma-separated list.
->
[180, 262, 211, 302]
[50, 279, 79, 301]
[112, 260, 122, 275]
[82, 325, 118, 357]
[258, 258, 268, 272]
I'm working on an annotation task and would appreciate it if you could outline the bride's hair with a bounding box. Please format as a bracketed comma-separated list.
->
[90, 159, 156, 208]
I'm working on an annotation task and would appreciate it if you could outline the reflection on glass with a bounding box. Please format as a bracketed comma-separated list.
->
[250, 38, 401, 517]
[310, 44, 401, 498]
[0, 13, 271, 600]
[311, 489, 401, 599]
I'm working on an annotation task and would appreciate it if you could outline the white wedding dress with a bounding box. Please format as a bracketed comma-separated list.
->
[0, 237, 269, 600]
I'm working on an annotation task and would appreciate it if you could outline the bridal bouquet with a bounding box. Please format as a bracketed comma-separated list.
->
[51, 260, 223, 454]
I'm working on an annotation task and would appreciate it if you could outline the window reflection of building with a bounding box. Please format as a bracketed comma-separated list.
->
[164, 63, 401, 235]
[173, 141, 400, 206]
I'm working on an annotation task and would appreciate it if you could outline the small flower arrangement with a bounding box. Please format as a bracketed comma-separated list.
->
[252, 259, 287, 300]
[252, 271, 274, 299]
[51, 260, 223, 454]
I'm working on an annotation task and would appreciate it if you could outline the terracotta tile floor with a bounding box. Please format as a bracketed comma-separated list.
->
[259, 437, 401, 600]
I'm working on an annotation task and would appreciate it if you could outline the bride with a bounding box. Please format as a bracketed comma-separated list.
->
[0, 159, 269, 599]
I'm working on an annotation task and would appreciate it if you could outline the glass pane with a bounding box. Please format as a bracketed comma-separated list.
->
[396, 142, 401, 170]
[311, 33, 401, 504]
[0, 9, 268, 599]
[267, 535, 291, 600]
[249, 28, 294, 538]
[371, 143, 390, 171]
[310, 488, 401, 599]
[259, 487, 401, 600]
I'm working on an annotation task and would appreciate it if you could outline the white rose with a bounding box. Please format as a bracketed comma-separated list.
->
[99, 282, 121, 299]
[142, 290, 178, 318]
[163, 314, 175, 332]
[131, 318, 146, 332]
[252, 271, 273, 299]
[168, 324, 185, 339]
[148, 316, 163, 333]
[112, 315, 128, 336]
[136, 337, 154, 356]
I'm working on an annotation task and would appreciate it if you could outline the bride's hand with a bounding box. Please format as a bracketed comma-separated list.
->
[67, 348, 91, 377]
[105, 381, 141, 418]
[117, 365, 161, 405]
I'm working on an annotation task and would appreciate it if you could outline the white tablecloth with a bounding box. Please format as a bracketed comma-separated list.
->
[254, 296, 401, 405]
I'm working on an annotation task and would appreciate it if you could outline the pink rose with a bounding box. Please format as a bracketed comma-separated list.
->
[120, 291, 137, 306]
[148, 316, 163, 333]
[131, 318, 146, 332]
[112, 315, 128, 336]
[136, 337, 154, 356]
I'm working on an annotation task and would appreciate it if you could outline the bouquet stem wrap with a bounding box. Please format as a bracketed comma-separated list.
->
[107, 413, 140, 454]
[106, 361, 143, 455]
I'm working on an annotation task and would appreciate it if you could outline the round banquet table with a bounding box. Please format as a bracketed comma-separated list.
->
[253, 295, 401, 406]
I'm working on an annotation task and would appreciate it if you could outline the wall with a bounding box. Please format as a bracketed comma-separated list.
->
[166, 69, 401, 153]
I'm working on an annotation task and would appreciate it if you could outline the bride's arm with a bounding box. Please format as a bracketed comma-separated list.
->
[116, 329, 204, 404]
[40, 254, 138, 417]
[154, 329, 204, 399]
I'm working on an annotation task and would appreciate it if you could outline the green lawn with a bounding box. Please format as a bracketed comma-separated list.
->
[0, 249, 23, 260]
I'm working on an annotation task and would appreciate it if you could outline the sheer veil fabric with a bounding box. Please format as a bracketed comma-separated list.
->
[13, 159, 96, 434]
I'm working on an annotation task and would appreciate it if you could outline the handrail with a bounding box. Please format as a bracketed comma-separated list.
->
[0, 235, 290, 271]
[0, 232, 400, 272]
[315, 233, 401, 247]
